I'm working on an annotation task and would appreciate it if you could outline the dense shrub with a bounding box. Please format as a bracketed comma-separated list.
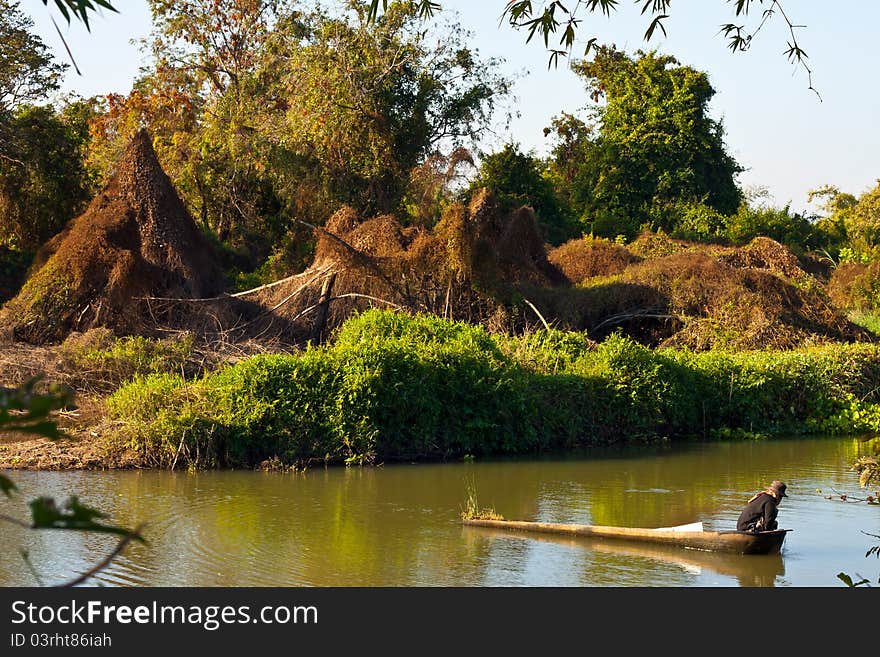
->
[107, 310, 880, 469]
[0, 246, 32, 304]
[723, 204, 820, 251]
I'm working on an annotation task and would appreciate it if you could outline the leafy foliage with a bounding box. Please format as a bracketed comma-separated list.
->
[837, 571, 871, 587]
[723, 203, 821, 251]
[0, 100, 99, 248]
[0, 375, 71, 439]
[257, 2, 509, 219]
[29, 495, 143, 539]
[0, 471, 15, 497]
[108, 310, 880, 469]
[0, 1, 65, 116]
[367, 1, 816, 92]
[57, 329, 197, 391]
[547, 47, 742, 239]
[41, 1, 117, 30]
[87, 1, 509, 269]
[0, 377, 69, 523]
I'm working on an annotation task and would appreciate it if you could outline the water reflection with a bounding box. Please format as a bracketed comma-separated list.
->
[1, 436, 875, 586]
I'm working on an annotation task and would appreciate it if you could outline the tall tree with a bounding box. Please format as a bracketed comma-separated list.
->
[810, 181, 880, 257]
[147, 0, 284, 97]
[0, 1, 97, 248]
[88, 1, 291, 248]
[548, 47, 742, 238]
[0, 0, 64, 118]
[0, 99, 100, 248]
[90, 1, 509, 253]
[261, 1, 509, 219]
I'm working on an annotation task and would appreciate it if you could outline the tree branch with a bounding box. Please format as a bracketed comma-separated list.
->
[57, 523, 146, 587]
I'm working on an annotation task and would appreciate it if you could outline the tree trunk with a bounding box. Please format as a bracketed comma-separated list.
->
[312, 272, 337, 343]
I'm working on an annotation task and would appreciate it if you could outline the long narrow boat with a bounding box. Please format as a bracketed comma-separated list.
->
[468, 524, 787, 582]
[462, 518, 790, 555]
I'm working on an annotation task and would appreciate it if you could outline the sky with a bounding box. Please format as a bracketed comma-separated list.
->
[17, 0, 880, 215]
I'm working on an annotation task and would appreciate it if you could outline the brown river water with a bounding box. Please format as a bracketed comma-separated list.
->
[1, 436, 878, 587]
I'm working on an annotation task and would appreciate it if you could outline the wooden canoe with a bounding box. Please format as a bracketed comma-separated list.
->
[462, 518, 790, 555]
[468, 524, 787, 581]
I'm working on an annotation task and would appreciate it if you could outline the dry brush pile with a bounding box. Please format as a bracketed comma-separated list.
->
[0, 131, 872, 354]
[0, 129, 225, 345]
[541, 233, 869, 350]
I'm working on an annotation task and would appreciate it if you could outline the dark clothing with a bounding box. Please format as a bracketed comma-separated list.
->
[737, 492, 779, 532]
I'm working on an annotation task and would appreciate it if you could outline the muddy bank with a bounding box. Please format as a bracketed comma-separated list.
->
[0, 433, 136, 471]
[0, 394, 138, 470]
[0, 333, 278, 471]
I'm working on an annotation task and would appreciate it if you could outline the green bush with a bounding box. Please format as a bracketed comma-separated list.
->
[469, 143, 577, 245]
[724, 204, 820, 251]
[107, 310, 880, 469]
[0, 246, 32, 303]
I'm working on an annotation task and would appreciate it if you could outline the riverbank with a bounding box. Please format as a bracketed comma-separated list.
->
[93, 311, 880, 469]
[0, 330, 264, 470]
[3, 309, 880, 471]
[0, 395, 137, 470]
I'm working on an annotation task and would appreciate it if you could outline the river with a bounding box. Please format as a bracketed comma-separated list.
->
[1, 436, 878, 587]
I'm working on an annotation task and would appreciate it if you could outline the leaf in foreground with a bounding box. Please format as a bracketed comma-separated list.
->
[836, 572, 870, 587]
[29, 496, 145, 542]
[0, 473, 16, 498]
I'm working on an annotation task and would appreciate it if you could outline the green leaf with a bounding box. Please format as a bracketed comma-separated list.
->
[43, 1, 118, 31]
[29, 496, 145, 542]
[837, 572, 870, 587]
[0, 473, 16, 498]
[367, 0, 385, 22]
[1, 377, 72, 441]
[644, 14, 668, 41]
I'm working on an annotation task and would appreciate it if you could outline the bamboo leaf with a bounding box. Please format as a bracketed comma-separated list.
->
[29, 496, 145, 542]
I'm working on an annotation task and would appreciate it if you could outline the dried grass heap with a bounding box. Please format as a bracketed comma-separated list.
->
[532, 236, 869, 350]
[827, 262, 880, 312]
[548, 237, 641, 284]
[241, 198, 870, 351]
[0, 129, 222, 344]
[241, 190, 563, 341]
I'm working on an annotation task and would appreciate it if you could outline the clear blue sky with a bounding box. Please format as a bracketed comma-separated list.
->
[18, 0, 880, 214]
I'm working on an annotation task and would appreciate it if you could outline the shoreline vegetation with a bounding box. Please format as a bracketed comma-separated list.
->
[3, 309, 880, 472]
[0, 3, 879, 482]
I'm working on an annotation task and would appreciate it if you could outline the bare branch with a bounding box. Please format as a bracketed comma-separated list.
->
[57, 524, 146, 588]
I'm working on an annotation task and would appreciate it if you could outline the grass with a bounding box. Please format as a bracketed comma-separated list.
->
[460, 482, 504, 521]
[105, 309, 880, 470]
[57, 329, 196, 391]
[849, 311, 880, 337]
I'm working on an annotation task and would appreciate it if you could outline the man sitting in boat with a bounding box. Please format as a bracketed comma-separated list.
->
[737, 481, 787, 532]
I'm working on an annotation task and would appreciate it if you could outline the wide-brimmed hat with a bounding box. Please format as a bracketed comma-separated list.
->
[768, 481, 788, 498]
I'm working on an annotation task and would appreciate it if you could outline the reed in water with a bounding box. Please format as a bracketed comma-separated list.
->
[461, 482, 504, 521]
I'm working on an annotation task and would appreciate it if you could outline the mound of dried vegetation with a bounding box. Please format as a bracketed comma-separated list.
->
[0, 130, 224, 345]
[0, 130, 869, 355]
